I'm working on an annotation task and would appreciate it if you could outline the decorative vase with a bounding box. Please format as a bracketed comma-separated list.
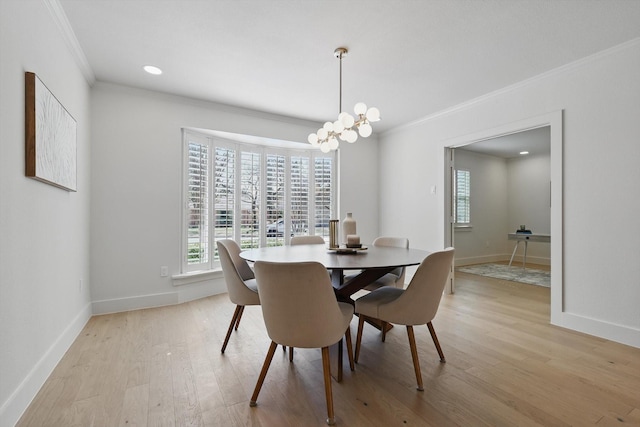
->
[342, 212, 356, 243]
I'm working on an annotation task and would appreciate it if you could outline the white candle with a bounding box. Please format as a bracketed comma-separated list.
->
[347, 235, 360, 245]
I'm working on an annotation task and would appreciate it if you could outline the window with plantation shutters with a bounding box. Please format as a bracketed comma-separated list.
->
[214, 146, 235, 253]
[181, 130, 336, 272]
[265, 154, 285, 245]
[186, 140, 209, 269]
[290, 156, 310, 238]
[240, 151, 261, 249]
[314, 157, 333, 238]
[454, 169, 471, 224]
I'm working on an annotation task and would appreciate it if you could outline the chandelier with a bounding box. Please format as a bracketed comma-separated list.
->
[307, 47, 380, 152]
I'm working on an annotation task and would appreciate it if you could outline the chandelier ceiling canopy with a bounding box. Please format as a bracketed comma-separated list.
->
[308, 47, 380, 152]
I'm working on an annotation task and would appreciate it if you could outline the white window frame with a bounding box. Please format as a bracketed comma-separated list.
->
[180, 129, 336, 273]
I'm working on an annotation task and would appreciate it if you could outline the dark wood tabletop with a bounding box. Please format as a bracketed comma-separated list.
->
[241, 244, 431, 297]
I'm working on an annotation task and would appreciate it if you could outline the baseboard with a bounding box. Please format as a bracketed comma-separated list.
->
[92, 277, 227, 315]
[455, 254, 551, 267]
[553, 311, 640, 349]
[0, 302, 92, 427]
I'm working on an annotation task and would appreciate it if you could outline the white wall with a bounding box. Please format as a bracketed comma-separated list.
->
[90, 83, 379, 314]
[0, 1, 92, 425]
[453, 150, 509, 265]
[507, 152, 551, 263]
[378, 39, 640, 348]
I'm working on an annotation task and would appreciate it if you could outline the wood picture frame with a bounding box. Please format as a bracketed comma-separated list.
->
[25, 72, 77, 191]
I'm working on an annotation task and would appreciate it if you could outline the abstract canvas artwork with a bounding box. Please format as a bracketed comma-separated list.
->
[25, 72, 77, 191]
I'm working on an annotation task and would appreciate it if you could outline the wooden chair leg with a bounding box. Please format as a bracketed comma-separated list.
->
[321, 346, 336, 425]
[221, 305, 243, 353]
[345, 326, 355, 371]
[337, 338, 343, 382]
[406, 325, 424, 391]
[355, 315, 365, 363]
[234, 305, 245, 330]
[250, 341, 278, 407]
[427, 321, 446, 362]
[289, 346, 294, 362]
[381, 321, 388, 342]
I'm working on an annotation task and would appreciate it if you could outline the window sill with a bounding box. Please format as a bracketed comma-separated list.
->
[172, 269, 224, 287]
[454, 224, 473, 232]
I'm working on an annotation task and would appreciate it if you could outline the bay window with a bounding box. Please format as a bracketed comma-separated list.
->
[182, 130, 336, 273]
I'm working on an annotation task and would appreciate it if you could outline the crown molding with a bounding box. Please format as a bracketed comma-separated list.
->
[44, 0, 96, 85]
[384, 37, 640, 136]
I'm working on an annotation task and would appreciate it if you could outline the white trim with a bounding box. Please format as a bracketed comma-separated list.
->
[442, 111, 563, 324]
[44, 0, 96, 84]
[172, 269, 224, 286]
[0, 303, 92, 427]
[556, 312, 640, 349]
[385, 37, 640, 137]
[91, 278, 227, 315]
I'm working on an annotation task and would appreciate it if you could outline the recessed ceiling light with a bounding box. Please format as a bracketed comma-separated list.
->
[520, 151, 529, 155]
[143, 65, 162, 75]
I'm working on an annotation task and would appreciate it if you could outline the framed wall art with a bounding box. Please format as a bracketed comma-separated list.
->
[25, 71, 77, 191]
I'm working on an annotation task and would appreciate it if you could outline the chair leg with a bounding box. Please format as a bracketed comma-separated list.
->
[355, 315, 365, 363]
[381, 321, 388, 342]
[221, 305, 243, 353]
[345, 326, 355, 371]
[321, 346, 336, 425]
[406, 325, 424, 391]
[427, 321, 446, 362]
[234, 305, 245, 330]
[289, 346, 294, 362]
[250, 341, 278, 407]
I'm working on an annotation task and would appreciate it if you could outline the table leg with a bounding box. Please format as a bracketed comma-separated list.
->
[509, 241, 519, 267]
[523, 240, 528, 269]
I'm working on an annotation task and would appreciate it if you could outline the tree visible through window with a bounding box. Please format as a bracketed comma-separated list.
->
[182, 130, 336, 272]
[454, 169, 470, 224]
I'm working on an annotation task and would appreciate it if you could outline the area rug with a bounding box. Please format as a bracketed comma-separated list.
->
[456, 263, 550, 287]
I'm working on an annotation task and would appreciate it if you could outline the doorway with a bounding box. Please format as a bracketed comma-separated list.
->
[443, 111, 563, 324]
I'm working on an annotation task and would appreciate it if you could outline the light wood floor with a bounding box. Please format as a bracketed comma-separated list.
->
[18, 268, 640, 426]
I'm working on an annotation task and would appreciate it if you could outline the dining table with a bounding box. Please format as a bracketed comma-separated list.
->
[240, 242, 432, 381]
[240, 243, 431, 301]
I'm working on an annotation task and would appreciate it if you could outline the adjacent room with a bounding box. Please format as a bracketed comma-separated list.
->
[2, 1, 640, 426]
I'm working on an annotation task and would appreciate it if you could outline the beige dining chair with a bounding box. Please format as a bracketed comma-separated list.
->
[354, 247, 454, 391]
[344, 236, 409, 291]
[217, 239, 260, 353]
[290, 235, 326, 245]
[250, 260, 354, 426]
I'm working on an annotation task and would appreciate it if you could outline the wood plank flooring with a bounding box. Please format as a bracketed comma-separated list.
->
[17, 267, 640, 426]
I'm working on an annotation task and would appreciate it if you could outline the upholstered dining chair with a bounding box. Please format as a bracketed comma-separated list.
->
[216, 239, 260, 353]
[290, 235, 326, 245]
[354, 247, 454, 391]
[344, 237, 409, 292]
[250, 261, 354, 426]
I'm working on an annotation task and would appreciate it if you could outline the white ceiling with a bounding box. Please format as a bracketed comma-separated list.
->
[58, 0, 640, 138]
[457, 126, 550, 159]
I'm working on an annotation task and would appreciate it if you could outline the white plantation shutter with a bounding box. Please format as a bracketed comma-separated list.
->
[241, 151, 261, 249]
[181, 130, 335, 272]
[214, 147, 235, 257]
[314, 157, 333, 238]
[265, 154, 286, 245]
[186, 140, 210, 269]
[455, 169, 470, 224]
[290, 156, 310, 237]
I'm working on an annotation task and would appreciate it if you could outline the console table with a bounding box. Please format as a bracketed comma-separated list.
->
[508, 233, 551, 268]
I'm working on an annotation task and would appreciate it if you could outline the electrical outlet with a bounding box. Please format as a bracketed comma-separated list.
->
[160, 266, 169, 277]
